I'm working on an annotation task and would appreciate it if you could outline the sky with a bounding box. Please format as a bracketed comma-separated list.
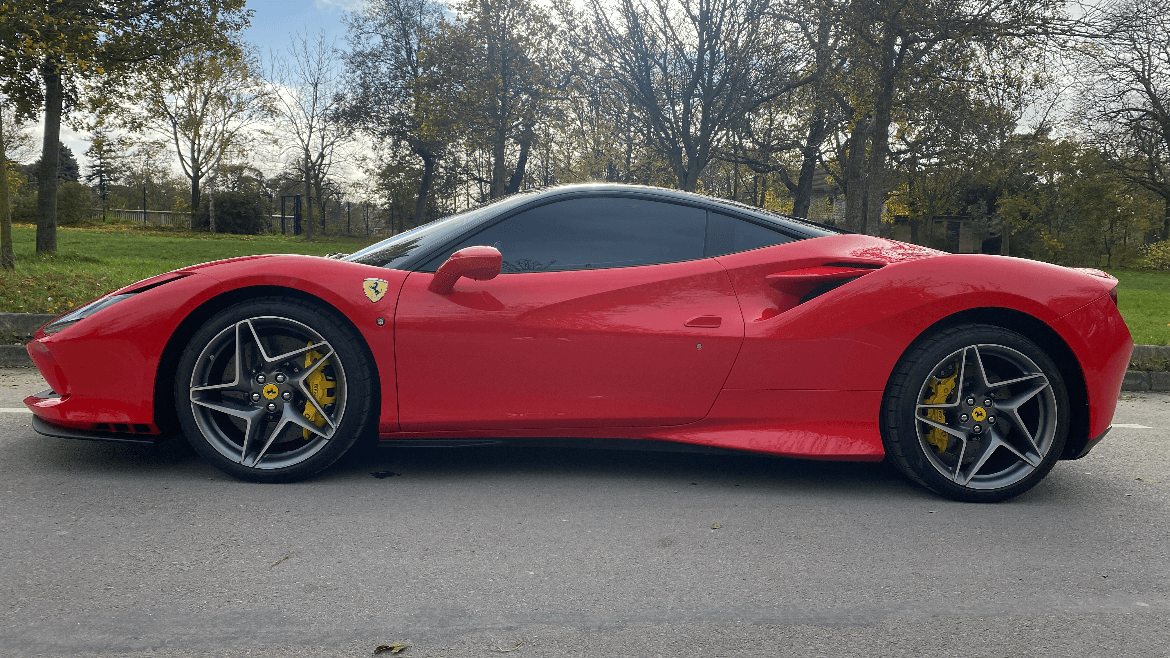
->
[243, 0, 356, 61]
[29, 0, 357, 173]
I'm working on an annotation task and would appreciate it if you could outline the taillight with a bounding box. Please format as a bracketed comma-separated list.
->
[1108, 285, 1118, 305]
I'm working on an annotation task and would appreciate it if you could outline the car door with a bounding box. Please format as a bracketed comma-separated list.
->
[394, 195, 746, 431]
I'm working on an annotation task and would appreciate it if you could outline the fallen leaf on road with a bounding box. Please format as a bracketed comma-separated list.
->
[270, 555, 290, 568]
[374, 642, 408, 654]
[711, 523, 722, 529]
[490, 637, 524, 653]
[1136, 477, 1159, 483]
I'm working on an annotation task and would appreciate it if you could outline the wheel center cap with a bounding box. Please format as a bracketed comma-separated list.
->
[971, 407, 987, 422]
[262, 383, 280, 400]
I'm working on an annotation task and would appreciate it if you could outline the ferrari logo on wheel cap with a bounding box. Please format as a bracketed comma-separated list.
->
[363, 278, 389, 303]
[972, 407, 987, 422]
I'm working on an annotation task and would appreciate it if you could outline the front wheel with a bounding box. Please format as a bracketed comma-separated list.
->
[882, 325, 1069, 503]
[175, 298, 374, 482]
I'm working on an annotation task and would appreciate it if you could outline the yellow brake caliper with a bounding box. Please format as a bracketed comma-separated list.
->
[302, 343, 336, 439]
[923, 367, 958, 453]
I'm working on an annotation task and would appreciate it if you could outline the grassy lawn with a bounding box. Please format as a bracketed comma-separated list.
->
[1, 223, 379, 315]
[1109, 270, 1170, 346]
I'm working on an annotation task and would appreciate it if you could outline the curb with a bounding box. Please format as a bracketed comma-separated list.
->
[0, 313, 54, 337]
[1, 313, 51, 368]
[0, 345, 33, 368]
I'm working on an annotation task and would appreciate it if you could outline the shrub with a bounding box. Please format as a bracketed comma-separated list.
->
[8, 181, 94, 225]
[192, 191, 271, 235]
[56, 181, 95, 225]
[1140, 241, 1170, 270]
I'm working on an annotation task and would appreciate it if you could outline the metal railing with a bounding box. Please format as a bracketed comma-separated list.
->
[99, 208, 193, 228]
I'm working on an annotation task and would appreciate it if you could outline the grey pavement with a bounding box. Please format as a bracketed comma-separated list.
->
[1, 368, 1167, 657]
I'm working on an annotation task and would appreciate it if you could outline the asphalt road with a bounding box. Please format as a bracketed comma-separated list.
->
[1, 368, 1167, 658]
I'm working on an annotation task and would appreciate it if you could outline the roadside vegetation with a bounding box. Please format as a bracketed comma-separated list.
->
[0, 223, 377, 315]
[1109, 270, 1170, 346]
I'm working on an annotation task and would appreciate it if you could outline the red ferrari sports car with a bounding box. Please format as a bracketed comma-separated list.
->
[24, 184, 1132, 502]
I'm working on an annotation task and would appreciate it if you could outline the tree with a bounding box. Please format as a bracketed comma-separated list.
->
[31, 143, 79, 183]
[0, 0, 250, 252]
[456, 0, 560, 199]
[701, 0, 851, 216]
[582, 0, 812, 192]
[269, 32, 353, 240]
[1, 107, 12, 270]
[139, 47, 271, 213]
[345, 0, 464, 224]
[83, 119, 129, 217]
[827, 0, 1064, 234]
[1077, 0, 1170, 239]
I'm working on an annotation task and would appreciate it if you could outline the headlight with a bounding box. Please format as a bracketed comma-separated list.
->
[42, 293, 136, 336]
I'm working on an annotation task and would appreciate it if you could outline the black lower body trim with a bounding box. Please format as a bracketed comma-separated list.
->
[1068, 426, 1111, 460]
[31, 416, 163, 445]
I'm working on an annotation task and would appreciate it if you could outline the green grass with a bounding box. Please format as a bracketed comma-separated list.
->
[1108, 270, 1170, 346]
[1, 223, 379, 315]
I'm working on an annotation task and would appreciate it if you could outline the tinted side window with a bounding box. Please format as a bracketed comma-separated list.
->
[424, 197, 706, 272]
[705, 212, 793, 257]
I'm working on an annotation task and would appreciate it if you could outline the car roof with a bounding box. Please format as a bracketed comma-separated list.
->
[516, 183, 845, 235]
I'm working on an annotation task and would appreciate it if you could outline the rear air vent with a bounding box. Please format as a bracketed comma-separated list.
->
[800, 277, 863, 304]
[823, 261, 883, 269]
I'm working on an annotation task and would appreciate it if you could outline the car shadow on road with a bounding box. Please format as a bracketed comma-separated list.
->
[323, 438, 929, 501]
[6, 430, 1097, 504]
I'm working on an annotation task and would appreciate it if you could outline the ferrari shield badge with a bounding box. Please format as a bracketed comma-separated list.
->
[363, 278, 389, 303]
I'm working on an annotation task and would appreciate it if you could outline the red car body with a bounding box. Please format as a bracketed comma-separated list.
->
[25, 220, 1131, 466]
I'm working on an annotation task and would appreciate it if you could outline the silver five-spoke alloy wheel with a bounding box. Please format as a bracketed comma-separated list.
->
[176, 298, 372, 482]
[189, 316, 346, 469]
[914, 344, 1057, 489]
[883, 324, 1069, 503]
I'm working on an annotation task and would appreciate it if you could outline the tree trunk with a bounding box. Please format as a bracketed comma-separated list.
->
[414, 152, 436, 226]
[303, 155, 315, 240]
[191, 170, 201, 213]
[1, 106, 14, 270]
[209, 186, 216, 233]
[490, 121, 508, 199]
[37, 61, 64, 253]
[1001, 215, 1010, 256]
[842, 117, 869, 232]
[792, 111, 828, 219]
[1163, 197, 1170, 241]
[505, 125, 534, 195]
[681, 162, 702, 192]
[864, 64, 897, 236]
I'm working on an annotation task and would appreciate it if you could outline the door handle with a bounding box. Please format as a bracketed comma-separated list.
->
[684, 315, 722, 328]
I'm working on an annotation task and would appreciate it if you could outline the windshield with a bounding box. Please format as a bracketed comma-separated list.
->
[344, 191, 539, 269]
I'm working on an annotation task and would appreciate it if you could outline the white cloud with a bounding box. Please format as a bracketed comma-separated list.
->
[313, 0, 365, 11]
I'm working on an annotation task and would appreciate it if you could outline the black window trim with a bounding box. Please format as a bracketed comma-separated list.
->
[403, 189, 828, 273]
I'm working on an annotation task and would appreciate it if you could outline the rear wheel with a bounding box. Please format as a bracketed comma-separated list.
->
[175, 298, 374, 482]
[882, 325, 1068, 503]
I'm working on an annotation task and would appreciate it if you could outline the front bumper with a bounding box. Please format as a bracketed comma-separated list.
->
[30, 413, 163, 445]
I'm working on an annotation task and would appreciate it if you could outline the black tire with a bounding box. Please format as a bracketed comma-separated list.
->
[175, 297, 375, 483]
[882, 324, 1069, 503]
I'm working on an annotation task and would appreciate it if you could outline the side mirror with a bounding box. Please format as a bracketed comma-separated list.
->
[428, 246, 503, 295]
